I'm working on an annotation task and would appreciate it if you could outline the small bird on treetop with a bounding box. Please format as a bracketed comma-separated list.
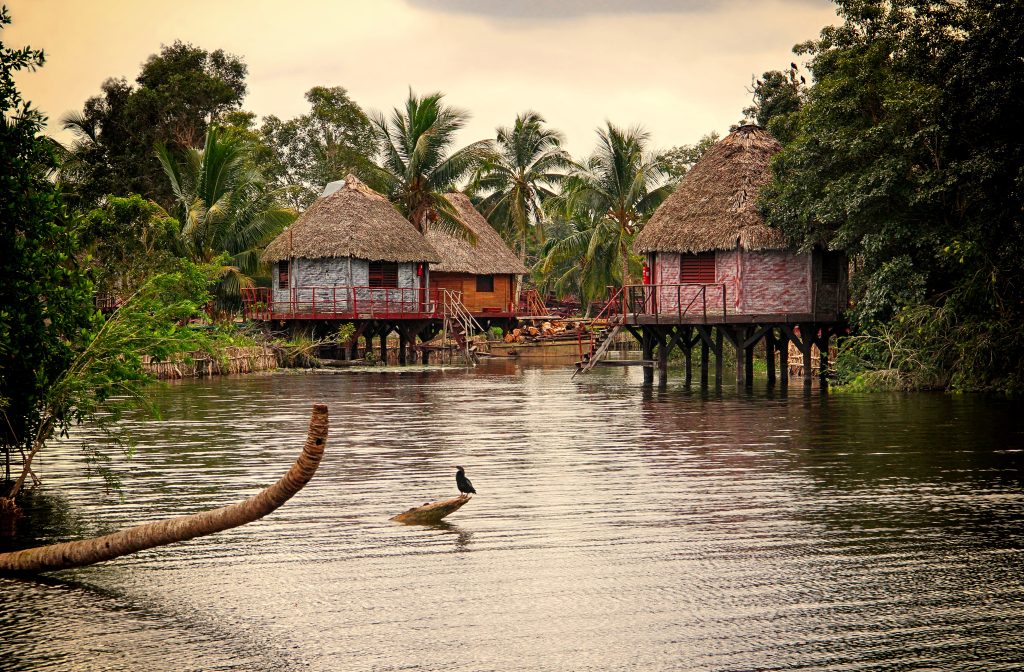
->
[455, 466, 476, 496]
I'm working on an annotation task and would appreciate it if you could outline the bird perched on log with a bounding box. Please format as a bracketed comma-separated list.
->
[455, 466, 476, 495]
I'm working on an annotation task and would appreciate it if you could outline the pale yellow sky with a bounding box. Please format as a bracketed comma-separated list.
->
[7, 0, 838, 155]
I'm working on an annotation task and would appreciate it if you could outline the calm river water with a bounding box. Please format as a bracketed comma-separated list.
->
[2, 362, 1022, 671]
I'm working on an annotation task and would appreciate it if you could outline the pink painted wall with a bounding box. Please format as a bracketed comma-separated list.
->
[653, 252, 729, 317]
[736, 249, 810, 314]
[652, 249, 811, 316]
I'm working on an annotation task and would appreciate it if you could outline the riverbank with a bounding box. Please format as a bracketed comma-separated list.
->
[141, 345, 279, 379]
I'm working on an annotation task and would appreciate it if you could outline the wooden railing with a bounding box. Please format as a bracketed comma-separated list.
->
[519, 288, 549, 316]
[242, 286, 447, 320]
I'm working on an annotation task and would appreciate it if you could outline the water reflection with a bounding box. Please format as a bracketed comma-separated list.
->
[1, 363, 1022, 671]
[425, 521, 474, 553]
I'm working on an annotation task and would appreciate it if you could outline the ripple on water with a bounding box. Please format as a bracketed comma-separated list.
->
[2, 364, 1022, 671]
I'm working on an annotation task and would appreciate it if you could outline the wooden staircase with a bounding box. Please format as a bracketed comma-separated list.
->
[441, 290, 484, 365]
[573, 286, 627, 377]
[573, 320, 622, 375]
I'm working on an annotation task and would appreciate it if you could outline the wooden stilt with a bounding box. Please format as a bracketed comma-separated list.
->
[683, 327, 693, 387]
[642, 329, 655, 386]
[818, 328, 830, 389]
[349, 323, 366, 360]
[714, 327, 724, 390]
[657, 330, 669, 376]
[779, 332, 789, 387]
[766, 329, 776, 387]
[700, 333, 710, 388]
[745, 337, 754, 388]
[399, 330, 408, 365]
[379, 328, 389, 364]
[802, 325, 814, 388]
[734, 327, 746, 388]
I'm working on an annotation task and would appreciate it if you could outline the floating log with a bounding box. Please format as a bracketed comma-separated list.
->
[390, 494, 470, 524]
[0, 404, 329, 574]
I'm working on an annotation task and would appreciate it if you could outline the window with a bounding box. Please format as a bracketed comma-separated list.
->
[278, 260, 289, 289]
[476, 274, 494, 293]
[821, 251, 843, 284]
[680, 252, 715, 283]
[369, 262, 399, 288]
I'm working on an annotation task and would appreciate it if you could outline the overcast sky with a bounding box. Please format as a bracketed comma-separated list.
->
[8, 0, 838, 156]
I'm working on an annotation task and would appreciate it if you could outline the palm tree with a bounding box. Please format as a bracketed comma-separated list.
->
[370, 90, 492, 238]
[470, 112, 573, 263]
[157, 126, 294, 308]
[559, 123, 670, 287]
[538, 201, 624, 314]
[0, 404, 329, 573]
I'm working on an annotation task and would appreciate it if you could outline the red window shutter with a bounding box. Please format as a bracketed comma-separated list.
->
[369, 262, 399, 288]
[680, 252, 715, 283]
[278, 260, 289, 289]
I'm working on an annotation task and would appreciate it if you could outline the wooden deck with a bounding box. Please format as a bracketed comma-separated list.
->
[623, 312, 842, 326]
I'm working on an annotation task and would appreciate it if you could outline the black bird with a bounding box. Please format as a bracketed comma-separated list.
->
[455, 466, 476, 495]
[791, 61, 798, 71]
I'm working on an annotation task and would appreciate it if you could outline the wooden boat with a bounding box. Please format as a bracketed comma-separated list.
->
[486, 338, 582, 361]
[391, 494, 470, 524]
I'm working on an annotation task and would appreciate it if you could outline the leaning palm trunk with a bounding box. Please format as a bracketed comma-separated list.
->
[0, 404, 329, 574]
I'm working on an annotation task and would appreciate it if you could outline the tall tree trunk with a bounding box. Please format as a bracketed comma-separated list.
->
[0, 404, 329, 574]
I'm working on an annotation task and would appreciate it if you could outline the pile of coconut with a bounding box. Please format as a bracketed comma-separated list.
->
[503, 320, 580, 343]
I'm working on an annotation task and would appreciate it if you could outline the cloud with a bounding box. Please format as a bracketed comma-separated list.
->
[403, 0, 830, 21]
[10, 0, 838, 157]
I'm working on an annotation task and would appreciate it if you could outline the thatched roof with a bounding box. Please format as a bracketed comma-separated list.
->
[425, 193, 529, 275]
[262, 175, 440, 263]
[634, 125, 786, 254]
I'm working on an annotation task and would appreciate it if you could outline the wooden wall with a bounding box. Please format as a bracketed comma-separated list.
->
[430, 272, 514, 314]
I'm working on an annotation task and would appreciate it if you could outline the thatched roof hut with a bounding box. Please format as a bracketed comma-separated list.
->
[263, 174, 440, 263]
[634, 125, 785, 254]
[425, 193, 529, 275]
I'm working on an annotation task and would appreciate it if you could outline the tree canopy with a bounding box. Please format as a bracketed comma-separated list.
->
[1, 7, 97, 483]
[760, 0, 1024, 391]
[659, 131, 720, 184]
[258, 86, 378, 209]
[60, 41, 247, 208]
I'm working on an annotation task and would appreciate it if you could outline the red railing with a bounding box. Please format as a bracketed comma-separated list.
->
[621, 283, 728, 321]
[577, 285, 625, 363]
[576, 283, 729, 363]
[242, 286, 448, 320]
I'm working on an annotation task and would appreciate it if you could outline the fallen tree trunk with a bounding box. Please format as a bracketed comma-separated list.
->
[390, 494, 470, 524]
[0, 403, 329, 574]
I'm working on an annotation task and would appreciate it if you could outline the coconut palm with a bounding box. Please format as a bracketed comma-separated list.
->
[0, 404, 329, 573]
[157, 126, 294, 308]
[470, 112, 573, 263]
[559, 123, 671, 286]
[370, 90, 492, 238]
[538, 201, 626, 314]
